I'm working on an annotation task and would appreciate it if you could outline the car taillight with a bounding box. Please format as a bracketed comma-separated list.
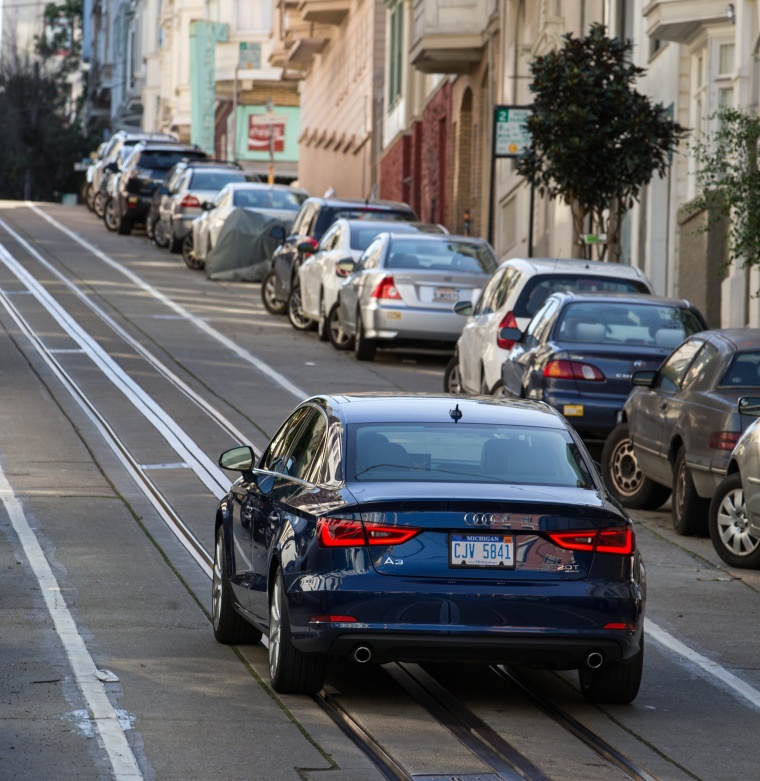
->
[300, 237, 319, 254]
[708, 431, 741, 450]
[179, 195, 202, 208]
[317, 518, 420, 547]
[371, 276, 401, 300]
[603, 622, 637, 631]
[544, 360, 605, 381]
[546, 527, 634, 555]
[309, 615, 358, 624]
[497, 311, 519, 349]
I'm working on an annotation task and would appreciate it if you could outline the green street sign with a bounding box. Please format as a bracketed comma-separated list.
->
[494, 105, 531, 158]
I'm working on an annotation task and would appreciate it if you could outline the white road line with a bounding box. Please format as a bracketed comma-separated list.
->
[645, 618, 760, 711]
[27, 203, 309, 401]
[0, 468, 144, 780]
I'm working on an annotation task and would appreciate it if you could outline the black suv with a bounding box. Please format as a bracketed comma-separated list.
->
[110, 142, 207, 235]
[261, 197, 418, 315]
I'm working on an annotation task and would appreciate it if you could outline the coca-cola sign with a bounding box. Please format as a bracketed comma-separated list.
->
[248, 115, 286, 153]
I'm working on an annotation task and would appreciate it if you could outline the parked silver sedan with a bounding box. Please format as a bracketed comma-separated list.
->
[337, 233, 497, 361]
[297, 219, 445, 347]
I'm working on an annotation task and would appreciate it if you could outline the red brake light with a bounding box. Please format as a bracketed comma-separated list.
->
[317, 518, 420, 547]
[179, 195, 202, 208]
[603, 622, 637, 631]
[544, 360, 605, 381]
[309, 615, 358, 623]
[371, 276, 401, 300]
[497, 310, 518, 349]
[546, 527, 634, 555]
[708, 431, 741, 450]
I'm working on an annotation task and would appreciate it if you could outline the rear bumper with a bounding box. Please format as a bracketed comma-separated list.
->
[538, 388, 628, 437]
[364, 305, 463, 344]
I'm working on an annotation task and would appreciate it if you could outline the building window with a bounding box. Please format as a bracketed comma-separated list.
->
[388, 2, 403, 107]
[719, 43, 735, 75]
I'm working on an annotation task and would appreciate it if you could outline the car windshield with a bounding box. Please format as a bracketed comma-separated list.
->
[556, 302, 703, 348]
[191, 171, 247, 189]
[385, 238, 497, 274]
[348, 423, 593, 487]
[720, 351, 760, 387]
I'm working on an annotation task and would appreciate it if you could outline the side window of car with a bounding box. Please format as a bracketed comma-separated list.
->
[493, 268, 520, 310]
[681, 342, 717, 389]
[260, 407, 311, 473]
[656, 340, 704, 392]
[523, 298, 559, 348]
[292, 203, 314, 236]
[320, 224, 340, 251]
[473, 269, 505, 316]
[357, 238, 384, 271]
[284, 410, 328, 482]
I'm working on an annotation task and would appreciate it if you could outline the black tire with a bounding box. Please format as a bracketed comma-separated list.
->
[579, 637, 644, 704]
[103, 198, 120, 232]
[316, 296, 329, 342]
[212, 527, 262, 645]
[287, 284, 316, 331]
[601, 423, 671, 510]
[182, 234, 203, 270]
[444, 356, 463, 393]
[85, 184, 96, 211]
[93, 191, 107, 218]
[672, 446, 710, 536]
[153, 218, 170, 249]
[354, 310, 376, 361]
[709, 473, 760, 568]
[269, 567, 327, 694]
[261, 269, 287, 315]
[326, 302, 352, 350]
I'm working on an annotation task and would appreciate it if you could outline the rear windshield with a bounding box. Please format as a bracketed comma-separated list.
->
[233, 188, 306, 210]
[315, 208, 416, 238]
[516, 274, 651, 319]
[385, 238, 497, 274]
[348, 423, 593, 487]
[720, 351, 760, 387]
[349, 223, 439, 251]
[190, 171, 247, 190]
[136, 150, 207, 171]
[556, 302, 703, 347]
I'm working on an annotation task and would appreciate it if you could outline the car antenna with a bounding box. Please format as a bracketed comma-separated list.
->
[449, 403, 463, 423]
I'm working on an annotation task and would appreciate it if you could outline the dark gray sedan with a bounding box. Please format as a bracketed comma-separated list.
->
[602, 329, 760, 536]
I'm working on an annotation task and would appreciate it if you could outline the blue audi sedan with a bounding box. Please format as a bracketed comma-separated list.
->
[213, 394, 645, 703]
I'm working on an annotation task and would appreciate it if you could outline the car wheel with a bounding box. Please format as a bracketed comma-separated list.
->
[354, 310, 376, 361]
[261, 269, 287, 315]
[316, 296, 329, 342]
[182, 234, 203, 270]
[212, 527, 262, 645]
[579, 637, 643, 704]
[93, 191, 107, 218]
[269, 567, 327, 694]
[85, 184, 96, 212]
[326, 302, 352, 350]
[444, 356, 463, 393]
[103, 198, 120, 232]
[601, 423, 671, 510]
[145, 212, 156, 240]
[491, 381, 509, 398]
[672, 446, 710, 536]
[709, 473, 760, 568]
[287, 284, 316, 331]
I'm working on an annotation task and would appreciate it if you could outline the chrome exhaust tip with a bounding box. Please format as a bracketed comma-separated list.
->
[586, 651, 604, 669]
[353, 645, 372, 663]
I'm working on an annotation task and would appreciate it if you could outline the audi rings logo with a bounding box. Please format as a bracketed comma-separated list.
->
[464, 513, 510, 528]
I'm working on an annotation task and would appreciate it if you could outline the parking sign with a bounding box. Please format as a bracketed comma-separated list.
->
[494, 106, 531, 158]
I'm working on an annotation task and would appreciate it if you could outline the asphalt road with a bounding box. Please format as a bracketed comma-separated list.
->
[1, 201, 759, 781]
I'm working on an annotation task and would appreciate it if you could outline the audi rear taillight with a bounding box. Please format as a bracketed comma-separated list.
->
[546, 527, 634, 555]
[497, 311, 519, 349]
[371, 276, 401, 300]
[317, 518, 420, 547]
[309, 615, 358, 624]
[544, 360, 605, 381]
[708, 431, 741, 450]
[179, 194, 202, 208]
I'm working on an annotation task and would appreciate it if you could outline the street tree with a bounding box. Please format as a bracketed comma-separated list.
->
[517, 23, 685, 262]
[689, 107, 760, 272]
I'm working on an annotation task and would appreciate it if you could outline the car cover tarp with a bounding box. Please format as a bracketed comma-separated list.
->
[205, 208, 292, 282]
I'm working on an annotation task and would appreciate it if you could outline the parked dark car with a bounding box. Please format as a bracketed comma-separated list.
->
[110, 141, 207, 235]
[500, 292, 707, 440]
[603, 329, 760, 536]
[213, 394, 645, 703]
[261, 197, 418, 317]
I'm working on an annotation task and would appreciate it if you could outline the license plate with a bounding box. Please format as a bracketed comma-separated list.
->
[449, 534, 515, 569]
[433, 287, 459, 303]
[563, 404, 584, 416]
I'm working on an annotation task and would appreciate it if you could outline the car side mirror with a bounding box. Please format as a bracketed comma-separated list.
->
[337, 257, 355, 274]
[499, 326, 522, 343]
[218, 445, 255, 472]
[632, 371, 656, 387]
[269, 225, 287, 241]
[739, 396, 760, 417]
[453, 300, 473, 316]
[297, 240, 317, 255]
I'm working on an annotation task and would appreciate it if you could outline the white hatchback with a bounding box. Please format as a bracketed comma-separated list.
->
[447, 257, 654, 395]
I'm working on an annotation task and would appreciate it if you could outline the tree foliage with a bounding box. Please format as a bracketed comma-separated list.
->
[517, 23, 686, 261]
[689, 107, 760, 271]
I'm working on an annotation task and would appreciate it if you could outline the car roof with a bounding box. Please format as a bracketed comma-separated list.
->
[305, 393, 569, 429]
[547, 290, 695, 308]
[500, 256, 650, 282]
[306, 196, 415, 212]
[338, 219, 442, 233]
[698, 328, 760, 349]
[224, 182, 309, 195]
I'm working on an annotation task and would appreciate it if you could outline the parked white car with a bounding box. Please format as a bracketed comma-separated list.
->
[297, 218, 445, 347]
[446, 257, 654, 395]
